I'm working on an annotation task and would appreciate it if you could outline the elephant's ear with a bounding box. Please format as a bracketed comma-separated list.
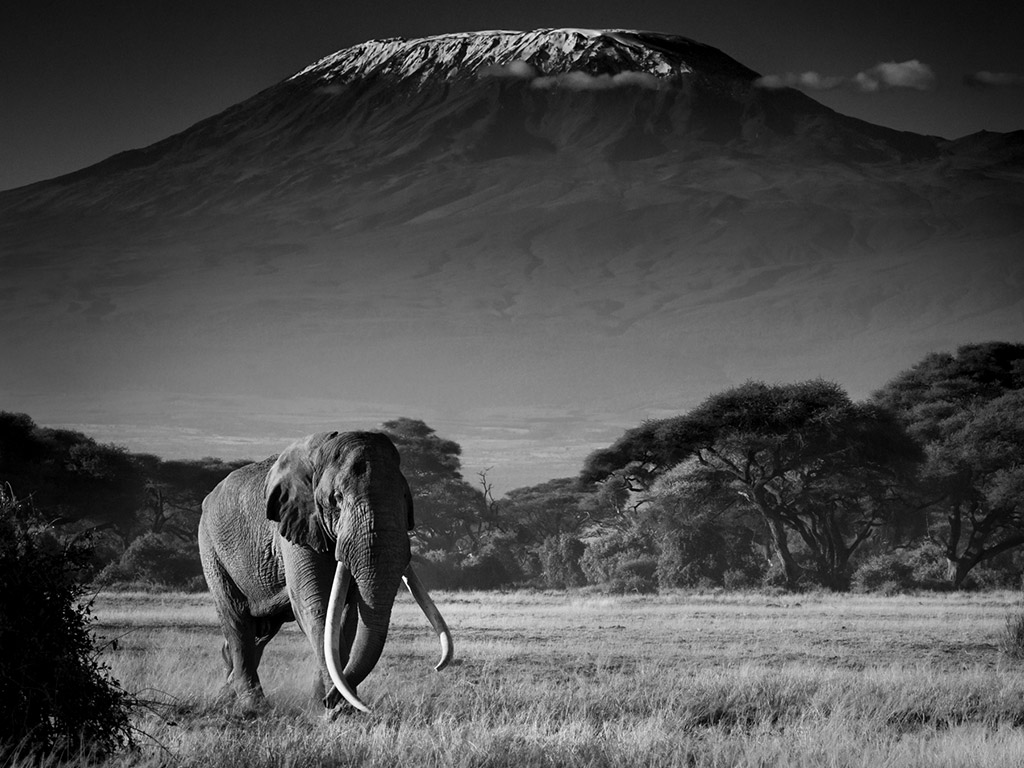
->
[265, 433, 335, 552]
[403, 475, 415, 531]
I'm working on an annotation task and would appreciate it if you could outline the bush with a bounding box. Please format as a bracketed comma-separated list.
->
[906, 542, 949, 588]
[656, 521, 726, 589]
[457, 532, 534, 590]
[608, 556, 658, 594]
[412, 550, 464, 591]
[723, 568, 755, 591]
[410, 537, 530, 591]
[0, 485, 133, 761]
[850, 542, 949, 593]
[94, 532, 203, 589]
[538, 534, 586, 588]
[580, 528, 658, 593]
[1000, 607, 1024, 660]
[850, 552, 915, 593]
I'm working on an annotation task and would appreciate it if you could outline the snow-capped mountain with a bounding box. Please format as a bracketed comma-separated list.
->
[1, 29, 954, 219]
[291, 28, 756, 84]
[1, 29, 1022, 488]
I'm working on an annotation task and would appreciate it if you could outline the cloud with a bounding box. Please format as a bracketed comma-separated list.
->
[531, 70, 663, 91]
[964, 71, 1024, 88]
[477, 60, 538, 80]
[478, 62, 662, 91]
[754, 72, 845, 91]
[756, 59, 935, 93]
[853, 60, 935, 91]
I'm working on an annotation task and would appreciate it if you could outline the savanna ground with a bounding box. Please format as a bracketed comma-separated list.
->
[67, 590, 1024, 766]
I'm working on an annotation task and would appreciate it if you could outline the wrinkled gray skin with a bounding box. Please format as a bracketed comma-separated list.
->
[198, 431, 413, 711]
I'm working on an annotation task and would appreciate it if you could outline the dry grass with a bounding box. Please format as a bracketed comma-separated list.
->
[38, 590, 1024, 766]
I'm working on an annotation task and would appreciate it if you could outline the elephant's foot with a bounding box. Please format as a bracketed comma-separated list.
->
[323, 686, 363, 718]
[216, 680, 268, 716]
[324, 702, 360, 721]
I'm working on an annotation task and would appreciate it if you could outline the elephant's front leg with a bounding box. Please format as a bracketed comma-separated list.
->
[281, 543, 357, 711]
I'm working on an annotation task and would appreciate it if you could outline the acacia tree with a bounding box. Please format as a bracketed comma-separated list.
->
[644, 459, 765, 587]
[873, 342, 1024, 587]
[933, 392, 1024, 585]
[498, 477, 610, 541]
[380, 418, 488, 554]
[0, 413, 145, 547]
[134, 455, 249, 539]
[1, 412, 247, 585]
[583, 381, 922, 590]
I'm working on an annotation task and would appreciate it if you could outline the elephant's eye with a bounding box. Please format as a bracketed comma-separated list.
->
[351, 459, 367, 476]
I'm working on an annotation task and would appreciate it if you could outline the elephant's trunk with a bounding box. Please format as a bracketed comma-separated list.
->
[325, 525, 409, 712]
[341, 558, 405, 688]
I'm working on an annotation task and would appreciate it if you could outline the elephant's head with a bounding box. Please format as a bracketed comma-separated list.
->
[265, 431, 452, 712]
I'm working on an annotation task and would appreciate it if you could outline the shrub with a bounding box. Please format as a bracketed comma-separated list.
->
[412, 550, 464, 591]
[850, 542, 949, 593]
[722, 568, 755, 590]
[850, 552, 915, 593]
[579, 528, 659, 593]
[656, 525, 765, 590]
[458, 551, 516, 590]
[411, 537, 530, 591]
[0, 485, 133, 761]
[538, 534, 586, 588]
[95, 532, 203, 589]
[1000, 607, 1024, 660]
[906, 542, 949, 588]
[656, 521, 727, 589]
[608, 556, 658, 594]
[457, 532, 534, 589]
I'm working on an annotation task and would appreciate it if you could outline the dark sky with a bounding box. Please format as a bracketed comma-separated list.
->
[3, 0, 1024, 192]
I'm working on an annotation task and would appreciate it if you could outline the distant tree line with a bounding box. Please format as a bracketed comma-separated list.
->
[0, 412, 247, 589]
[572, 341, 1024, 592]
[422, 341, 1024, 593]
[2, 341, 1022, 593]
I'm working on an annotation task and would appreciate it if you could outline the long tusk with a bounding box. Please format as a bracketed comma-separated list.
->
[403, 565, 454, 671]
[324, 562, 371, 713]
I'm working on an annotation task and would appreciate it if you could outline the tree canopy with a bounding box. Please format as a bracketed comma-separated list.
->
[381, 418, 488, 554]
[583, 380, 923, 589]
[0, 412, 245, 586]
[873, 342, 1024, 586]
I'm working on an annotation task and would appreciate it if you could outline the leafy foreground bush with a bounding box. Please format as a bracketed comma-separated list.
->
[0, 486, 133, 761]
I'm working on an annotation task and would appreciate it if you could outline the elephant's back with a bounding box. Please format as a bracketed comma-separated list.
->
[203, 456, 276, 522]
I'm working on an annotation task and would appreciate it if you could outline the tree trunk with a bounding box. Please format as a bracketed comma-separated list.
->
[766, 516, 801, 589]
[944, 502, 964, 586]
[946, 556, 973, 589]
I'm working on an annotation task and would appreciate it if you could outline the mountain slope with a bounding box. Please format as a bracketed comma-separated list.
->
[1, 29, 1022, 489]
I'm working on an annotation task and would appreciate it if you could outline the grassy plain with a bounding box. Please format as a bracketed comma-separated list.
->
[70, 590, 1024, 766]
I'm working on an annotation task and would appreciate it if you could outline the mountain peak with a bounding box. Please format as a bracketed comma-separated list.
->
[289, 28, 760, 88]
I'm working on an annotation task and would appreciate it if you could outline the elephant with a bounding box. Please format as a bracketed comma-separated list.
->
[198, 430, 452, 714]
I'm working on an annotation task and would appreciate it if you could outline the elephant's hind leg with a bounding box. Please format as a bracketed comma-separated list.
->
[202, 552, 267, 705]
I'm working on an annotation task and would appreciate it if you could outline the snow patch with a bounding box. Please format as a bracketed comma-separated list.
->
[288, 28, 695, 87]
